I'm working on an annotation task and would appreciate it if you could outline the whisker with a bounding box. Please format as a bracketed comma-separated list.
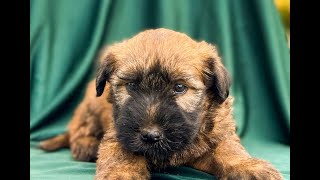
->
[166, 138, 183, 144]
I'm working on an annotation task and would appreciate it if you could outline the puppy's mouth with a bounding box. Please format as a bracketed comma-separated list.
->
[115, 107, 198, 165]
[131, 133, 175, 154]
[116, 123, 195, 168]
[133, 134, 177, 165]
[118, 130, 184, 158]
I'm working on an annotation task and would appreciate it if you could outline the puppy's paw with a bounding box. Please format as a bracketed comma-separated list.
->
[95, 170, 150, 180]
[70, 136, 99, 162]
[222, 158, 283, 180]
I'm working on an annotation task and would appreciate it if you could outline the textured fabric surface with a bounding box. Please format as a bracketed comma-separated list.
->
[30, 139, 290, 180]
[30, 0, 290, 179]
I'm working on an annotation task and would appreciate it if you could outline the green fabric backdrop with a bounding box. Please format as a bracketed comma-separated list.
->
[30, 0, 290, 179]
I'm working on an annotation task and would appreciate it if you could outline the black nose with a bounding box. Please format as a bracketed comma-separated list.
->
[141, 127, 162, 143]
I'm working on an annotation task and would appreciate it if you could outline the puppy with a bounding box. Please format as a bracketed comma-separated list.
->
[39, 28, 283, 180]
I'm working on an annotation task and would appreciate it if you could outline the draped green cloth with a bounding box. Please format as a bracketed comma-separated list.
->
[30, 0, 290, 179]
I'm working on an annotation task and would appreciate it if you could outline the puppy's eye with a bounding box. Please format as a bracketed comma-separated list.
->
[126, 82, 137, 89]
[174, 84, 187, 94]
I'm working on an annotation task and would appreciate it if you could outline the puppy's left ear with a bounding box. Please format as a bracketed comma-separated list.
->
[202, 48, 231, 104]
[96, 54, 115, 97]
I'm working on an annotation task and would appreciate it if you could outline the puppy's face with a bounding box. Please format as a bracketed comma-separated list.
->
[96, 29, 230, 164]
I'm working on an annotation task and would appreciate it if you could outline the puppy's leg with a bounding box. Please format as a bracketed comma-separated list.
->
[68, 103, 104, 162]
[191, 134, 283, 180]
[70, 136, 100, 162]
[39, 103, 101, 162]
[95, 134, 150, 180]
[39, 81, 104, 162]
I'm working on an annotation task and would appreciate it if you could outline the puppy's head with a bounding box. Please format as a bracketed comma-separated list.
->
[96, 28, 230, 164]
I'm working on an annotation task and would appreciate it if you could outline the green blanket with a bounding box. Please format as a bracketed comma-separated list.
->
[30, 0, 290, 179]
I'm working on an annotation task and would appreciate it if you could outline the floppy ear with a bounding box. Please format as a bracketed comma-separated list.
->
[203, 57, 231, 104]
[96, 54, 115, 97]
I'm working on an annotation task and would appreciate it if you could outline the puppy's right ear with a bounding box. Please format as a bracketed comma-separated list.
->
[96, 54, 115, 97]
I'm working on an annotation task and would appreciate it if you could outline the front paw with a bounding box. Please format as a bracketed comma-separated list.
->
[70, 136, 99, 162]
[222, 158, 283, 180]
[95, 170, 150, 180]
